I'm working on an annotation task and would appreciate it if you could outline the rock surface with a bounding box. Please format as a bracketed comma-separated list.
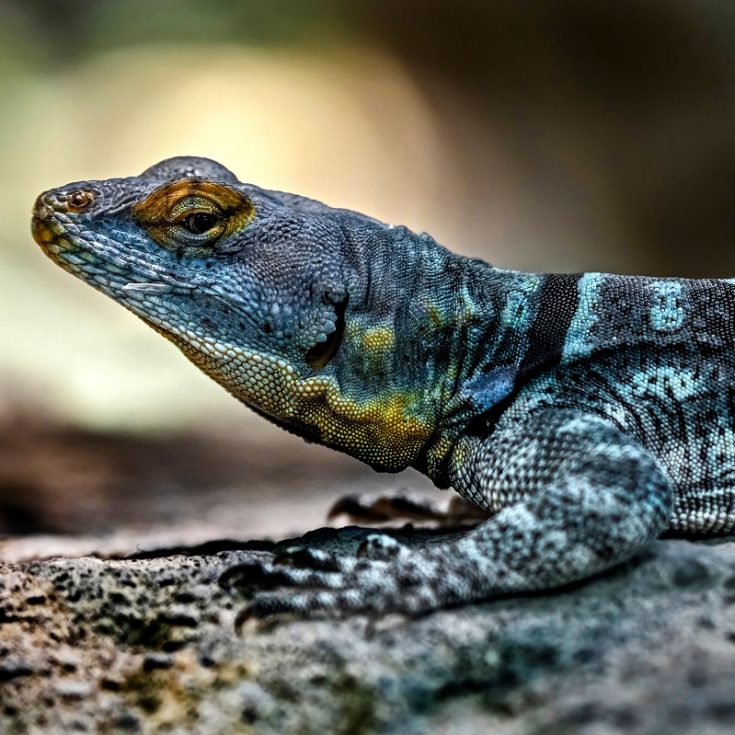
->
[2, 529, 735, 734]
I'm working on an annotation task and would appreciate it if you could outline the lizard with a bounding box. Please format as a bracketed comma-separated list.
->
[32, 156, 735, 623]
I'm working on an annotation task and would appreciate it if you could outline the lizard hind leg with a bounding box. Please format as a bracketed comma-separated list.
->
[220, 410, 674, 621]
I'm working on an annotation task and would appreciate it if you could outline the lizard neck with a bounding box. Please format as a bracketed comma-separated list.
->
[411, 253, 557, 487]
[337, 224, 544, 484]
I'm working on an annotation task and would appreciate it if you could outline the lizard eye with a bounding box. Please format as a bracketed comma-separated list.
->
[182, 212, 220, 234]
[67, 190, 94, 212]
[133, 179, 255, 257]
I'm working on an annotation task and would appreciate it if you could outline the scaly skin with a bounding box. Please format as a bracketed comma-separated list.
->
[32, 157, 735, 620]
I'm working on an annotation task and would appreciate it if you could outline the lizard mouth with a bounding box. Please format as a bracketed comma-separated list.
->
[305, 296, 347, 370]
[32, 216, 80, 264]
[31, 216, 67, 251]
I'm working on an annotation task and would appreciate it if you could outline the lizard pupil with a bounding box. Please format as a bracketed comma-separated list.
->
[68, 190, 94, 211]
[184, 213, 219, 234]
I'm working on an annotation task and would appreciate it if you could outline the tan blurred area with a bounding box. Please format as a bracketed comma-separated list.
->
[1, 0, 734, 542]
[3, 45, 450, 429]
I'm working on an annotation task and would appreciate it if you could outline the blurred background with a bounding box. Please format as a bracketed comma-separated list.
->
[1, 0, 734, 551]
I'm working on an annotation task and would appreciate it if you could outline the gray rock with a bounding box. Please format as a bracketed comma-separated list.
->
[1, 528, 735, 734]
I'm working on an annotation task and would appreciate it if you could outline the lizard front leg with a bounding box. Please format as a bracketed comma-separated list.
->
[220, 410, 673, 622]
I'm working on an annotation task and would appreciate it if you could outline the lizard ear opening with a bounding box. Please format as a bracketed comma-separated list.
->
[132, 180, 255, 256]
[306, 297, 347, 370]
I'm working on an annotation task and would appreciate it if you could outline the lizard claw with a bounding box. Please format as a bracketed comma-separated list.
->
[233, 577, 462, 628]
[233, 592, 327, 631]
[235, 588, 380, 628]
[219, 561, 282, 592]
[219, 560, 345, 594]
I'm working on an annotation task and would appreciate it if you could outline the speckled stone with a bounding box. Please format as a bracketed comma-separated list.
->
[1, 528, 735, 734]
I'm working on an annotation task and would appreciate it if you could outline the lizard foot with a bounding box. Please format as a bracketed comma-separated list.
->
[327, 490, 490, 525]
[218, 532, 410, 598]
[222, 554, 460, 628]
[219, 538, 458, 627]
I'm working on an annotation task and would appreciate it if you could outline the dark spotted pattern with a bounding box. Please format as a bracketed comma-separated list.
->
[31, 157, 735, 620]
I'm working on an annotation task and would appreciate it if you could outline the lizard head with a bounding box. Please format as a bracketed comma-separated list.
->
[32, 157, 438, 471]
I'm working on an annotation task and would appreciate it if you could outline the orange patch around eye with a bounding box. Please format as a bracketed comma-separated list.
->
[132, 179, 255, 244]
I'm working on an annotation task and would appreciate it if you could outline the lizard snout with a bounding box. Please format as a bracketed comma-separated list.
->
[34, 187, 95, 216]
[32, 187, 98, 251]
[31, 190, 79, 251]
[32, 192, 54, 221]
[31, 192, 58, 249]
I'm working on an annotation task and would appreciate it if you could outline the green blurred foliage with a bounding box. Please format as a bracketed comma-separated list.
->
[0, 0, 346, 68]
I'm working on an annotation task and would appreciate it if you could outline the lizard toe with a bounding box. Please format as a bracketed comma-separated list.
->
[227, 554, 459, 627]
[219, 561, 346, 593]
[235, 587, 384, 628]
[233, 579, 452, 628]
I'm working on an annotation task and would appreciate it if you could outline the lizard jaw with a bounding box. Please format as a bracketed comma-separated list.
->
[31, 215, 75, 256]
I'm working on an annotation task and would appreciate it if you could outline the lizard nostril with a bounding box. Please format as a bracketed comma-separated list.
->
[32, 193, 55, 220]
[67, 189, 95, 212]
